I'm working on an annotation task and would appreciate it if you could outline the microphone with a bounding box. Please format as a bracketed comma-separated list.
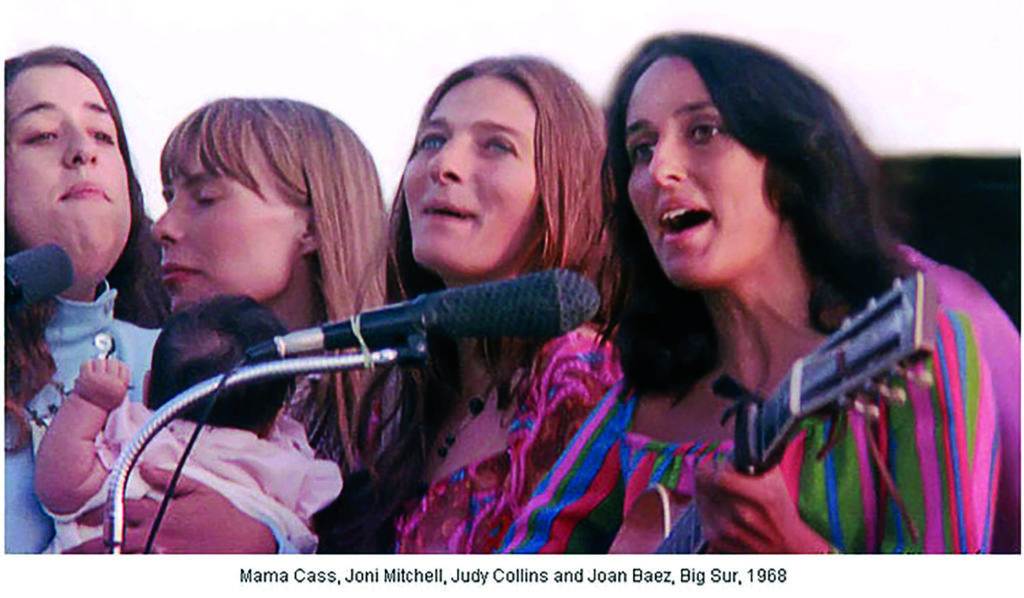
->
[247, 269, 600, 360]
[5, 244, 74, 311]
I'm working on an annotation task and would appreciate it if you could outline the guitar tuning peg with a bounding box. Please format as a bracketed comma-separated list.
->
[905, 367, 935, 388]
[892, 278, 903, 289]
[852, 396, 880, 420]
[877, 382, 908, 405]
[840, 317, 852, 330]
[868, 297, 878, 309]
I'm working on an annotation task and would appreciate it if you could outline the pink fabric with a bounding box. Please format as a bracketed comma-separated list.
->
[900, 245, 1020, 552]
[96, 401, 342, 522]
[393, 329, 621, 553]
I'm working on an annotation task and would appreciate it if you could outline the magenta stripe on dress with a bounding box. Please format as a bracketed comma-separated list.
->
[907, 361, 945, 552]
[624, 452, 657, 513]
[849, 410, 878, 551]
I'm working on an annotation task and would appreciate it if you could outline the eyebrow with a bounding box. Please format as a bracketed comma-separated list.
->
[625, 100, 717, 136]
[423, 117, 529, 142]
[176, 170, 217, 189]
[9, 100, 110, 125]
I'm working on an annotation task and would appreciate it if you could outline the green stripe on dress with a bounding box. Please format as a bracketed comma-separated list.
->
[887, 379, 927, 553]
[951, 312, 981, 461]
[565, 479, 624, 553]
[797, 421, 833, 544]
[828, 416, 868, 552]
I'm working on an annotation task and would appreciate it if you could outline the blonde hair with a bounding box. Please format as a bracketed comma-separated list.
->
[160, 98, 387, 467]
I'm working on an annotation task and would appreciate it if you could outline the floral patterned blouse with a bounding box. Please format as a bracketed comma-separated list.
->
[393, 329, 621, 553]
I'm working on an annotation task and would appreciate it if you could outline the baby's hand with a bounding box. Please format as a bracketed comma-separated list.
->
[73, 358, 131, 412]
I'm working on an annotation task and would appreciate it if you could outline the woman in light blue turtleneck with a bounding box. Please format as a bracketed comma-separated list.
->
[4, 47, 169, 553]
[4, 287, 160, 552]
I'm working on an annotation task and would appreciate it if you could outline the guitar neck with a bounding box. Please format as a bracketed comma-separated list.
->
[736, 272, 935, 474]
[654, 272, 935, 552]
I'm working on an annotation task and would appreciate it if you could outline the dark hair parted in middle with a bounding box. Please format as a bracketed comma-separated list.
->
[605, 33, 904, 397]
[349, 56, 613, 549]
[5, 47, 168, 452]
[147, 295, 291, 435]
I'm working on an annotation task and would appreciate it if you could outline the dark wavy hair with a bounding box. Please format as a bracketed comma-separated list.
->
[148, 296, 290, 434]
[5, 47, 169, 451]
[332, 55, 611, 552]
[605, 33, 905, 397]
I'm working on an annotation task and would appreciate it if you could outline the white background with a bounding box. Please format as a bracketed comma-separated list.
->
[3, 0, 1021, 219]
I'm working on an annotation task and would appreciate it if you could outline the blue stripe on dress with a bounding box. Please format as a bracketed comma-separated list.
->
[823, 418, 846, 551]
[507, 389, 631, 553]
[886, 419, 905, 553]
[982, 427, 998, 553]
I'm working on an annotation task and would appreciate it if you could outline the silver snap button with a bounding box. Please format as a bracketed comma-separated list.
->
[94, 332, 115, 359]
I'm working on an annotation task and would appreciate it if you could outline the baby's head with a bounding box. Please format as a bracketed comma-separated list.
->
[146, 295, 290, 436]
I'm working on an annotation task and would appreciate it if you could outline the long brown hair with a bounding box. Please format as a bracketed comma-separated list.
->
[5, 47, 168, 452]
[159, 98, 387, 467]
[349, 56, 612, 549]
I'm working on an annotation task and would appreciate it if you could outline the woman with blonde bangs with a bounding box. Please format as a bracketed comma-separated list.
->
[320, 56, 622, 553]
[154, 98, 387, 472]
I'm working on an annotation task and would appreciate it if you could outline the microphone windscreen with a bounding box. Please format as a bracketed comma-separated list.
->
[6, 244, 75, 305]
[429, 269, 600, 339]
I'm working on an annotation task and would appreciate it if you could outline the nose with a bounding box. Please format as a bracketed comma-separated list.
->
[648, 139, 687, 189]
[428, 138, 465, 185]
[62, 129, 98, 169]
[152, 200, 182, 247]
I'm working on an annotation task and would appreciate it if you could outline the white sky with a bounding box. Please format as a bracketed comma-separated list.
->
[3, 0, 1022, 219]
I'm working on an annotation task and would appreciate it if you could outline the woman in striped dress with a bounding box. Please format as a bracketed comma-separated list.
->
[501, 33, 1000, 554]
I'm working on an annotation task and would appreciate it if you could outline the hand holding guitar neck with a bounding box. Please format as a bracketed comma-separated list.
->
[693, 458, 830, 553]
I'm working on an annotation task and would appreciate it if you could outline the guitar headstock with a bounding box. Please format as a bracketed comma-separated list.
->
[734, 271, 938, 474]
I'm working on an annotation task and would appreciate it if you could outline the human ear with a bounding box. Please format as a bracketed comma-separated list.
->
[298, 210, 319, 256]
[299, 226, 318, 256]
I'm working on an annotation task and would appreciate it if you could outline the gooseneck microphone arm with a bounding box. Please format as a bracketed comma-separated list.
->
[106, 269, 600, 553]
[105, 340, 428, 553]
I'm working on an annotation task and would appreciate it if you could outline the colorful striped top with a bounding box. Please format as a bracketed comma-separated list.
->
[501, 310, 1000, 553]
[393, 329, 622, 553]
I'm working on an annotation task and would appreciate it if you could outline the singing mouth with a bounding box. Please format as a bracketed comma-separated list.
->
[660, 207, 712, 234]
[424, 204, 474, 220]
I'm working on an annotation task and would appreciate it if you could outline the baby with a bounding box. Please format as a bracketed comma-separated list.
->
[34, 295, 342, 553]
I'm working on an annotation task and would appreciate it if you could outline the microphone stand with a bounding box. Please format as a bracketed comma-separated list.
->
[104, 336, 427, 554]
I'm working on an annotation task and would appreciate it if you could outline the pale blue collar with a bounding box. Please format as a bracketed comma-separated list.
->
[46, 281, 119, 346]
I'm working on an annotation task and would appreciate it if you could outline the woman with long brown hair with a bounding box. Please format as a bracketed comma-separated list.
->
[325, 56, 621, 553]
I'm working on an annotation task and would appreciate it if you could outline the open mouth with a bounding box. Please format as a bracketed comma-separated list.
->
[660, 208, 712, 234]
[425, 206, 473, 220]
